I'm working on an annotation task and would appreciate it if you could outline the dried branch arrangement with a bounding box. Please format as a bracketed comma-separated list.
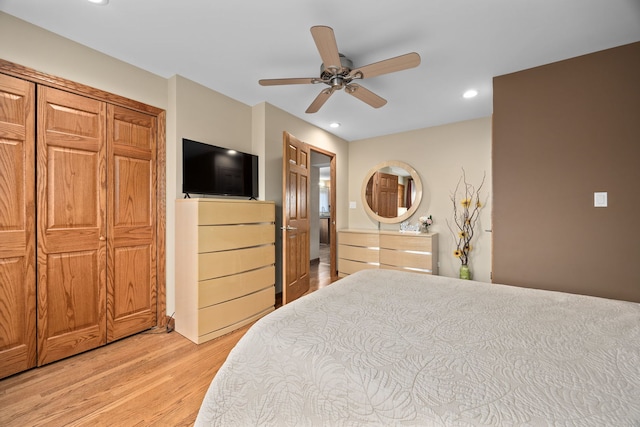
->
[448, 169, 486, 266]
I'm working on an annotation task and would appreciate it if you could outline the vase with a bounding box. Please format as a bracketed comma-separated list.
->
[459, 265, 471, 280]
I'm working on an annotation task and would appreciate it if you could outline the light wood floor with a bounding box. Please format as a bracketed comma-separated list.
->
[0, 250, 336, 426]
[308, 243, 333, 292]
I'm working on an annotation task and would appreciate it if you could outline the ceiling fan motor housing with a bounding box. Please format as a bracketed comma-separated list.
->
[320, 53, 353, 79]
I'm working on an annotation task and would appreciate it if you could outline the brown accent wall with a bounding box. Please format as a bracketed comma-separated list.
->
[492, 42, 640, 302]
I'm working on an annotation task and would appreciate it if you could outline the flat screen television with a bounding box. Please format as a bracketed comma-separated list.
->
[182, 138, 258, 198]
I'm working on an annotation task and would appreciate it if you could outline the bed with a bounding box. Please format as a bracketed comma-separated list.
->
[195, 269, 640, 426]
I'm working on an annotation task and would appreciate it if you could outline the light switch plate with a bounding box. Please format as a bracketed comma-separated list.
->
[594, 192, 607, 207]
[349, 201, 356, 209]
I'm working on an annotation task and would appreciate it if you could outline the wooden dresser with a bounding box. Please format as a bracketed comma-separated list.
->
[175, 198, 276, 344]
[338, 230, 438, 277]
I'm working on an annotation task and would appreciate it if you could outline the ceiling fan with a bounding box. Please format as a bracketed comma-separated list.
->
[258, 26, 421, 113]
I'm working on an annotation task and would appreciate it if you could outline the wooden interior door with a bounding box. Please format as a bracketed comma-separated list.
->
[107, 105, 157, 341]
[377, 172, 399, 218]
[282, 132, 310, 304]
[37, 86, 107, 365]
[0, 74, 37, 378]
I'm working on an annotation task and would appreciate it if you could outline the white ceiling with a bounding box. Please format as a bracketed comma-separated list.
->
[2, 0, 639, 141]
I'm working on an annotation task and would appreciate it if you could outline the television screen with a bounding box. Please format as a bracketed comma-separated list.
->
[182, 139, 258, 198]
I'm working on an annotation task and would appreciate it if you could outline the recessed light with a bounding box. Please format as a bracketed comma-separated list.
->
[329, 122, 341, 128]
[463, 89, 478, 99]
[88, 0, 109, 5]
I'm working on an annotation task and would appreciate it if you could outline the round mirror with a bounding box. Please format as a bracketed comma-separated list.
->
[361, 160, 423, 224]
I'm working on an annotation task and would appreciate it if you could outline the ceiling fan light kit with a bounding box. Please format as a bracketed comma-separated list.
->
[259, 25, 421, 113]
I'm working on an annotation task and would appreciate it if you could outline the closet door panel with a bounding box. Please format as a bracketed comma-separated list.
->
[0, 74, 36, 379]
[45, 251, 100, 335]
[37, 86, 107, 365]
[107, 105, 157, 341]
[113, 245, 152, 316]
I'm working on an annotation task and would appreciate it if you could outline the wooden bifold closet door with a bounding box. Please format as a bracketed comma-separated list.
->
[36, 86, 108, 365]
[0, 74, 37, 378]
[106, 104, 157, 342]
[37, 86, 157, 365]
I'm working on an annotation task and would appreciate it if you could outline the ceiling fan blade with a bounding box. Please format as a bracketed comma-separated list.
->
[259, 78, 319, 86]
[306, 88, 335, 114]
[345, 83, 387, 109]
[310, 26, 342, 73]
[349, 52, 421, 79]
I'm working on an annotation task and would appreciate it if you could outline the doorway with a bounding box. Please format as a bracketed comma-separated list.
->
[310, 149, 335, 292]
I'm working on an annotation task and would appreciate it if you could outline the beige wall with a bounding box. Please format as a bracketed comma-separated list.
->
[348, 117, 493, 282]
[493, 42, 640, 302]
[0, 13, 167, 110]
[172, 75, 253, 200]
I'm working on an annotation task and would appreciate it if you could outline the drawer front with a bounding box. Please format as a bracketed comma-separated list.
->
[379, 248, 432, 270]
[338, 258, 379, 276]
[198, 223, 274, 252]
[198, 201, 275, 225]
[380, 265, 433, 274]
[339, 231, 379, 247]
[198, 265, 275, 308]
[380, 234, 432, 252]
[338, 244, 379, 263]
[198, 245, 275, 280]
[198, 287, 274, 337]
[198, 308, 274, 344]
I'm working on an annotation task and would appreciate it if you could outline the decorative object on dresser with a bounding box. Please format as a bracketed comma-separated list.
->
[399, 220, 420, 233]
[338, 230, 438, 277]
[448, 169, 485, 280]
[419, 214, 433, 232]
[175, 198, 276, 344]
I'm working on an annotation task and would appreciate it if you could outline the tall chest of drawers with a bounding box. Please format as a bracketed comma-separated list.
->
[175, 198, 276, 344]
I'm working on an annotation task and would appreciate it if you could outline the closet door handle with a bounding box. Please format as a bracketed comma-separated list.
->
[280, 225, 297, 231]
[99, 236, 106, 241]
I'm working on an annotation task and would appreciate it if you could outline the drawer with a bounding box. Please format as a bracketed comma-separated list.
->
[339, 231, 379, 247]
[198, 200, 275, 225]
[338, 244, 379, 263]
[198, 245, 275, 280]
[380, 234, 432, 252]
[338, 258, 379, 276]
[198, 265, 275, 308]
[198, 223, 274, 252]
[380, 265, 433, 274]
[198, 287, 274, 337]
[379, 248, 432, 269]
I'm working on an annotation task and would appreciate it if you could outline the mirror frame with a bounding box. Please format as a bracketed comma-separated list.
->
[361, 160, 423, 224]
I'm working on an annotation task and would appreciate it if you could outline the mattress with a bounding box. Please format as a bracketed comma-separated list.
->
[195, 269, 640, 426]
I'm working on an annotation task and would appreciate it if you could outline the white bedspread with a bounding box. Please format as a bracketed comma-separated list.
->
[195, 269, 640, 426]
